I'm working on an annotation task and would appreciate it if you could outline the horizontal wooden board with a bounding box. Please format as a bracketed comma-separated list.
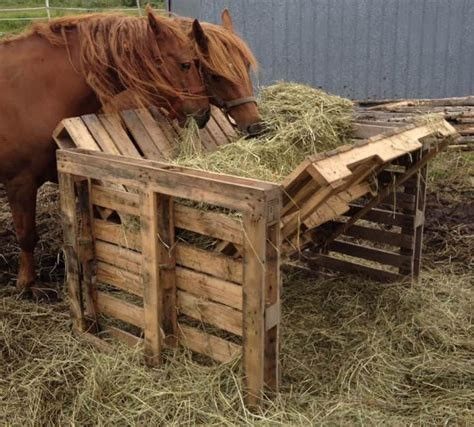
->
[346, 205, 415, 228]
[95, 240, 141, 274]
[106, 326, 144, 348]
[93, 219, 141, 252]
[178, 324, 240, 364]
[176, 243, 243, 284]
[174, 204, 243, 245]
[91, 185, 140, 216]
[308, 254, 405, 283]
[330, 221, 414, 249]
[176, 267, 242, 310]
[177, 290, 243, 336]
[57, 150, 275, 215]
[94, 223, 243, 284]
[328, 240, 412, 268]
[96, 261, 143, 297]
[96, 291, 144, 328]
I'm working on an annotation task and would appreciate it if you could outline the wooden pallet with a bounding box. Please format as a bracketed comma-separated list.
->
[54, 101, 458, 408]
[57, 149, 280, 408]
[356, 96, 473, 151]
[54, 105, 236, 158]
[281, 118, 458, 281]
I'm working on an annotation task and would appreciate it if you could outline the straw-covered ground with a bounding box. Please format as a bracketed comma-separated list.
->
[1, 88, 473, 424]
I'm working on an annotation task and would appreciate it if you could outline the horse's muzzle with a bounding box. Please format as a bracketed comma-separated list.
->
[195, 108, 211, 129]
[245, 121, 268, 138]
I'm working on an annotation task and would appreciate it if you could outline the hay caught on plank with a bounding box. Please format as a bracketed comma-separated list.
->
[173, 82, 354, 182]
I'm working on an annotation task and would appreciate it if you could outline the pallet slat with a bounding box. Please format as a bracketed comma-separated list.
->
[96, 291, 144, 328]
[176, 267, 242, 310]
[178, 324, 240, 363]
[177, 290, 243, 336]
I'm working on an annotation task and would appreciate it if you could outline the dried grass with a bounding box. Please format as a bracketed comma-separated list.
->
[1, 267, 472, 425]
[173, 82, 354, 182]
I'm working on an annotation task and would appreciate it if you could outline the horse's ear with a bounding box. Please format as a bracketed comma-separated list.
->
[192, 19, 209, 53]
[221, 9, 234, 32]
[147, 8, 164, 38]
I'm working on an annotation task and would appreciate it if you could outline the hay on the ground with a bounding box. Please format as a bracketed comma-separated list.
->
[173, 82, 354, 182]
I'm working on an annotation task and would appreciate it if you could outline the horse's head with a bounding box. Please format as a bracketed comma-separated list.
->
[147, 11, 210, 128]
[189, 10, 265, 137]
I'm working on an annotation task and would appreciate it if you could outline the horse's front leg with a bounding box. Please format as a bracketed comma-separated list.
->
[5, 175, 39, 293]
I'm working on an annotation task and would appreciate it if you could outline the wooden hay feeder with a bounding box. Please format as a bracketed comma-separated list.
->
[54, 106, 458, 407]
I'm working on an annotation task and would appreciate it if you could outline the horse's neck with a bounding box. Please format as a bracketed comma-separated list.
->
[1, 33, 100, 117]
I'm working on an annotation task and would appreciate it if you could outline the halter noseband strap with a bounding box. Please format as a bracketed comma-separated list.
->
[217, 96, 257, 112]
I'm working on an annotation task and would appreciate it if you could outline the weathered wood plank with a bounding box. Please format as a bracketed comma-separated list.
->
[82, 114, 121, 155]
[57, 150, 274, 214]
[328, 240, 412, 268]
[176, 243, 243, 284]
[107, 326, 144, 348]
[96, 291, 144, 328]
[174, 203, 243, 245]
[93, 219, 141, 252]
[140, 191, 162, 364]
[242, 211, 266, 407]
[98, 113, 141, 158]
[91, 185, 140, 216]
[135, 109, 175, 159]
[176, 267, 242, 310]
[58, 172, 85, 332]
[178, 324, 240, 363]
[95, 240, 141, 274]
[60, 117, 101, 151]
[120, 110, 165, 160]
[96, 261, 142, 297]
[308, 254, 404, 283]
[331, 222, 413, 249]
[177, 290, 243, 336]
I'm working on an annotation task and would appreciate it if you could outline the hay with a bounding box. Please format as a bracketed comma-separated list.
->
[1, 268, 472, 425]
[173, 82, 354, 182]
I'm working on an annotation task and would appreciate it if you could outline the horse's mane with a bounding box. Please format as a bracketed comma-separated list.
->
[2, 13, 190, 107]
[179, 18, 257, 85]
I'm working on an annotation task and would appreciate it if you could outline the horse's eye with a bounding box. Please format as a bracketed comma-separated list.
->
[180, 62, 192, 71]
[211, 74, 221, 82]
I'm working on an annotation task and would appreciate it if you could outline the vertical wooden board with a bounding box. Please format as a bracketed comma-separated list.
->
[413, 161, 428, 278]
[242, 211, 267, 408]
[140, 190, 162, 365]
[135, 109, 175, 159]
[264, 211, 281, 392]
[205, 115, 228, 146]
[211, 106, 237, 140]
[156, 194, 177, 347]
[398, 151, 419, 277]
[98, 113, 141, 158]
[62, 117, 101, 151]
[58, 172, 85, 332]
[121, 110, 164, 160]
[82, 114, 122, 155]
[198, 128, 220, 152]
[75, 179, 98, 324]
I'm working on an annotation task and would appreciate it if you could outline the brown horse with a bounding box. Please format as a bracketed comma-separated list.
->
[183, 10, 265, 136]
[0, 11, 210, 297]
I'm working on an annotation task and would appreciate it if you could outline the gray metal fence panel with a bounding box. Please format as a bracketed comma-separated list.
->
[169, 0, 474, 99]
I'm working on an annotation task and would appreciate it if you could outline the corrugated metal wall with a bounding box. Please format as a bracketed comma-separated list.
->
[169, 0, 474, 100]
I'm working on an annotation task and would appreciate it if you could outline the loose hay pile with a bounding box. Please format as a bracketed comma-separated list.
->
[1, 268, 472, 425]
[174, 82, 354, 182]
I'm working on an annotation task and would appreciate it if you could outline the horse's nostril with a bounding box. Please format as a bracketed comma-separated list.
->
[246, 121, 267, 138]
[196, 109, 211, 129]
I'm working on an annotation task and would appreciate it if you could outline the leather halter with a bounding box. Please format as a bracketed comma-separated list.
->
[215, 96, 257, 112]
[213, 95, 257, 127]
